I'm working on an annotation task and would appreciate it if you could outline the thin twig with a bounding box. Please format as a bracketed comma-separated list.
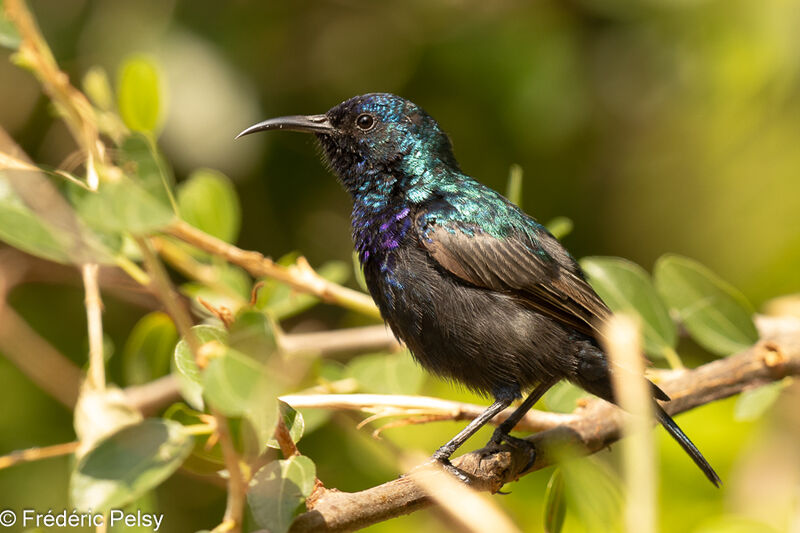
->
[215, 413, 247, 533]
[82, 263, 105, 390]
[0, 441, 79, 470]
[167, 220, 380, 318]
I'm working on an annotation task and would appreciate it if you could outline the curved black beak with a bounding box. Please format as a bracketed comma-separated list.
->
[236, 114, 334, 139]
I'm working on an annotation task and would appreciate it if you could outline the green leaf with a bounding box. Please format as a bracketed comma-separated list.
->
[71, 419, 192, 512]
[229, 310, 277, 361]
[734, 380, 788, 422]
[119, 133, 176, 210]
[0, 197, 73, 263]
[202, 346, 279, 450]
[76, 176, 174, 235]
[654, 254, 758, 356]
[506, 164, 524, 207]
[0, 1, 21, 50]
[544, 469, 566, 533]
[545, 216, 573, 240]
[122, 311, 178, 386]
[173, 325, 228, 410]
[581, 256, 677, 359]
[117, 55, 162, 134]
[178, 169, 241, 243]
[346, 350, 426, 395]
[163, 403, 225, 474]
[248, 455, 317, 533]
[266, 401, 305, 449]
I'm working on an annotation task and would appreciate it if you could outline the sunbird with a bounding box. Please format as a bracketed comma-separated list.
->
[238, 93, 720, 486]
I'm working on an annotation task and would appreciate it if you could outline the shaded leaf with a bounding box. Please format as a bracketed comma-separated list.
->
[248, 455, 317, 533]
[581, 256, 677, 359]
[173, 325, 228, 410]
[229, 309, 277, 361]
[654, 254, 758, 356]
[178, 169, 241, 243]
[202, 346, 279, 450]
[122, 311, 178, 386]
[0, 197, 73, 263]
[257, 259, 350, 320]
[76, 176, 174, 234]
[117, 55, 162, 134]
[346, 350, 425, 395]
[734, 380, 787, 422]
[71, 419, 192, 512]
[119, 133, 175, 209]
[544, 468, 566, 533]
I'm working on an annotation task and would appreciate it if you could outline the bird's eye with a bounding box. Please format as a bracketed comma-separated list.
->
[355, 113, 375, 131]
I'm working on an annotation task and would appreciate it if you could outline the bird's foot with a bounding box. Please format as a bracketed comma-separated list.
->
[427, 449, 471, 484]
[488, 428, 537, 473]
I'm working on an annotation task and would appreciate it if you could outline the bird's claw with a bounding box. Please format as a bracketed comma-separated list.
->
[488, 429, 537, 473]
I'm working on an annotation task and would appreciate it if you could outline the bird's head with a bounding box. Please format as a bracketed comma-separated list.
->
[237, 93, 458, 194]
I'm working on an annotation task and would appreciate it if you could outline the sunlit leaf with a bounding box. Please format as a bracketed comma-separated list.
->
[346, 350, 425, 395]
[122, 312, 178, 386]
[558, 448, 623, 531]
[544, 468, 566, 533]
[654, 254, 758, 356]
[178, 168, 241, 243]
[581, 256, 677, 359]
[117, 55, 162, 134]
[266, 401, 305, 449]
[74, 387, 143, 454]
[543, 381, 586, 413]
[248, 455, 317, 533]
[71, 419, 192, 512]
[173, 325, 228, 410]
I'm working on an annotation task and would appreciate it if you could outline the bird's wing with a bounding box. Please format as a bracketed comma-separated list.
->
[416, 209, 610, 337]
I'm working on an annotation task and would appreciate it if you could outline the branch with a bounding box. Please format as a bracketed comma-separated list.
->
[288, 319, 800, 533]
[167, 220, 380, 319]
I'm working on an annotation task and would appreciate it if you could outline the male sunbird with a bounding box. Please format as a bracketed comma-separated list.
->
[238, 93, 720, 486]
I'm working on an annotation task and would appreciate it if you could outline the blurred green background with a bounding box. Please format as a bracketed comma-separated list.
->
[1, 0, 799, 531]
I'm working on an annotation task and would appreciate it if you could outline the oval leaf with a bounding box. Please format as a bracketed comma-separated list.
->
[581, 256, 677, 359]
[117, 55, 162, 134]
[266, 401, 304, 449]
[734, 380, 787, 422]
[76, 177, 174, 234]
[173, 325, 228, 410]
[178, 169, 241, 243]
[248, 455, 317, 533]
[71, 419, 192, 512]
[122, 311, 178, 385]
[654, 254, 758, 356]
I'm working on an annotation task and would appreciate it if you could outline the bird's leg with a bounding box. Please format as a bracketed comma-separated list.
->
[487, 379, 557, 471]
[430, 393, 516, 481]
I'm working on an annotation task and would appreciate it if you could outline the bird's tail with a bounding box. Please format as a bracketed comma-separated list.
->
[654, 404, 721, 487]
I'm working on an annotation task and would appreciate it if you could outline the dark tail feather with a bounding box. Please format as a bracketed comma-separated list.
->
[654, 404, 721, 487]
